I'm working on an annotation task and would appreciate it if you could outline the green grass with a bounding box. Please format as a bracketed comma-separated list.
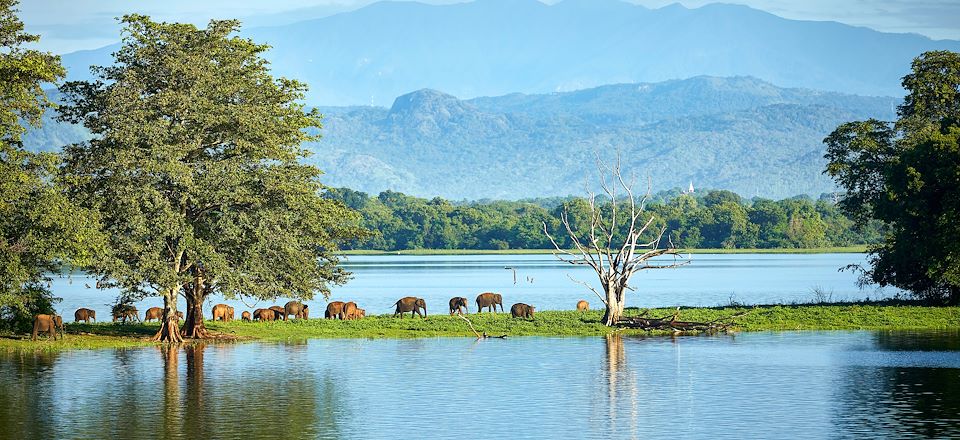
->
[2, 302, 955, 352]
[339, 246, 868, 256]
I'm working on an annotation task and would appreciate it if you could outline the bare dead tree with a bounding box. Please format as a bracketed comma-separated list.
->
[543, 155, 689, 326]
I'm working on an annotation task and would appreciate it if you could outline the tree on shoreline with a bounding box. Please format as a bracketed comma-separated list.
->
[0, 0, 102, 331]
[59, 15, 364, 341]
[543, 157, 688, 326]
[825, 50, 960, 304]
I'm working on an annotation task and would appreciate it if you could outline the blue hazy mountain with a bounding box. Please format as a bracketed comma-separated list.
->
[60, 0, 959, 106]
[24, 76, 896, 199]
[304, 76, 896, 199]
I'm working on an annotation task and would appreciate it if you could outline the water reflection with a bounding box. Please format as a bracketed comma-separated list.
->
[0, 332, 958, 439]
[833, 331, 960, 439]
[0, 351, 59, 439]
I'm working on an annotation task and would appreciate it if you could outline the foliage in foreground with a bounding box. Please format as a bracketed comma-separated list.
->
[0, 0, 103, 332]
[825, 50, 960, 304]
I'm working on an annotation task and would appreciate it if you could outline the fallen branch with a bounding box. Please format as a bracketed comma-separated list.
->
[616, 307, 751, 333]
[456, 314, 507, 339]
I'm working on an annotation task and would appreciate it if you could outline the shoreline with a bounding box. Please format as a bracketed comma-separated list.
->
[2, 303, 956, 352]
[338, 246, 869, 256]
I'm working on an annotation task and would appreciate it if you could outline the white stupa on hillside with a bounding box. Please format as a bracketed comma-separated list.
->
[683, 181, 695, 194]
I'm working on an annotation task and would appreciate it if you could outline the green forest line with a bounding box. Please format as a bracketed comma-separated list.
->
[325, 187, 884, 252]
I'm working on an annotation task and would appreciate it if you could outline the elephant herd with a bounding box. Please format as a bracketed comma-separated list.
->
[445, 292, 542, 319]
[29, 294, 593, 340]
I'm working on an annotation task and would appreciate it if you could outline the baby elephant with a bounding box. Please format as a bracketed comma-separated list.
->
[241, 311, 252, 322]
[576, 300, 589, 312]
[448, 297, 468, 315]
[510, 303, 535, 319]
[32, 314, 64, 341]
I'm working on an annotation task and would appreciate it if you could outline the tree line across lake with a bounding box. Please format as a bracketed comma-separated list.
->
[325, 187, 885, 251]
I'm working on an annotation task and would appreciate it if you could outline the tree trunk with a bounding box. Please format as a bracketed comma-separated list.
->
[153, 287, 184, 343]
[601, 282, 626, 326]
[182, 286, 209, 339]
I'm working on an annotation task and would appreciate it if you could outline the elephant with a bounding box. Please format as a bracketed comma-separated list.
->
[325, 301, 345, 319]
[241, 311, 252, 321]
[576, 300, 589, 312]
[74, 308, 96, 323]
[356, 308, 366, 319]
[448, 297, 468, 315]
[144, 307, 163, 322]
[510, 303, 535, 319]
[342, 302, 359, 320]
[176, 311, 184, 321]
[112, 305, 140, 323]
[393, 297, 426, 318]
[476, 292, 504, 313]
[212, 304, 234, 321]
[254, 308, 278, 321]
[268, 305, 285, 319]
[283, 301, 309, 320]
[32, 314, 64, 341]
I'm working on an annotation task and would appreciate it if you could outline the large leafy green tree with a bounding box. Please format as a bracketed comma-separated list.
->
[59, 15, 364, 341]
[0, 0, 102, 331]
[825, 50, 960, 304]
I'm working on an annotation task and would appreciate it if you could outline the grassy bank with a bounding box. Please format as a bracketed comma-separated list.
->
[340, 246, 868, 256]
[2, 302, 955, 352]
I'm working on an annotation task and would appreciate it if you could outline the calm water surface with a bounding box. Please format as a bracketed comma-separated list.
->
[51, 253, 899, 319]
[2, 331, 958, 439]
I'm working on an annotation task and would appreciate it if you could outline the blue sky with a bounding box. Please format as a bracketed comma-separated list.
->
[21, 0, 960, 54]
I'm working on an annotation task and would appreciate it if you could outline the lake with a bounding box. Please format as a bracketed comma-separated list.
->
[2, 331, 958, 439]
[50, 253, 899, 320]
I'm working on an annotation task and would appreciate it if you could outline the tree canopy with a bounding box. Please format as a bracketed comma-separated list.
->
[0, 0, 102, 331]
[59, 15, 364, 340]
[325, 187, 882, 251]
[825, 50, 960, 304]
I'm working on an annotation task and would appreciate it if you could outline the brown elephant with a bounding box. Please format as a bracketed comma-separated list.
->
[74, 308, 96, 323]
[144, 307, 163, 322]
[510, 303, 535, 319]
[325, 301, 345, 319]
[32, 314, 64, 341]
[241, 311, 252, 321]
[283, 301, 309, 321]
[176, 311, 184, 321]
[393, 297, 426, 318]
[356, 308, 366, 319]
[448, 297, 468, 315]
[476, 292, 503, 313]
[254, 308, 279, 321]
[112, 305, 140, 323]
[342, 302, 359, 320]
[212, 304, 234, 321]
[268, 305, 285, 318]
[576, 300, 589, 312]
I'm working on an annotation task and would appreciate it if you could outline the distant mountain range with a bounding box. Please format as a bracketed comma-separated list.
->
[60, 0, 960, 106]
[24, 76, 896, 199]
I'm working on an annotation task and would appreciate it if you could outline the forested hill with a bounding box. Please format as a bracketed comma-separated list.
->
[304, 76, 895, 200]
[24, 76, 896, 200]
[60, 0, 960, 105]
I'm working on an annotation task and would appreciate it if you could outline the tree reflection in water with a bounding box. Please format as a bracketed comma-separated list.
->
[834, 331, 960, 438]
[604, 333, 642, 438]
